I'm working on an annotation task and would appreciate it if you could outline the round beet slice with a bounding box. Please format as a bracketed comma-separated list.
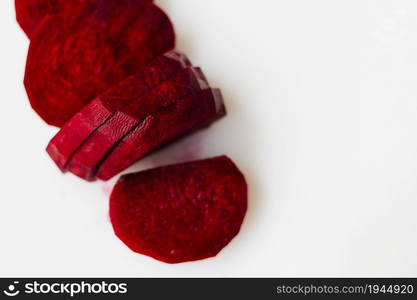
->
[110, 156, 248, 264]
[15, 0, 95, 38]
[24, 0, 175, 127]
[15, 0, 153, 38]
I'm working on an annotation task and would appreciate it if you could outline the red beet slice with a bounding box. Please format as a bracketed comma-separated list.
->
[67, 67, 208, 181]
[15, 0, 154, 38]
[15, 0, 94, 38]
[46, 51, 190, 171]
[24, 0, 175, 127]
[97, 88, 226, 181]
[110, 156, 247, 263]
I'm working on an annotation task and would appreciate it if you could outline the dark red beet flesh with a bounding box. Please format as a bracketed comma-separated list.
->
[97, 88, 226, 181]
[46, 52, 190, 171]
[67, 67, 208, 181]
[25, 0, 175, 127]
[15, 0, 95, 38]
[110, 156, 247, 263]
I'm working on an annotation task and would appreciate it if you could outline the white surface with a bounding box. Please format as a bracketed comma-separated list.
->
[1, 0, 417, 277]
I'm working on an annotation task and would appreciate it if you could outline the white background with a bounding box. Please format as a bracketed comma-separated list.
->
[1, 0, 417, 277]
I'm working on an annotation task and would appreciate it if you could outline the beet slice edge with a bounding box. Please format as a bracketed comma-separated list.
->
[46, 51, 190, 171]
[66, 67, 208, 181]
[96, 88, 226, 181]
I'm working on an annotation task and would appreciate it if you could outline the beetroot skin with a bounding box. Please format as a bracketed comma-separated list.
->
[67, 67, 208, 181]
[24, 0, 175, 127]
[110, 156, 247, 264]
[46, 52, 190, 171]
[97, 88, 226, 181]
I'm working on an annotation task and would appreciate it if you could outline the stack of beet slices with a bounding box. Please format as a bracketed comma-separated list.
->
[16, 0, 248, 263]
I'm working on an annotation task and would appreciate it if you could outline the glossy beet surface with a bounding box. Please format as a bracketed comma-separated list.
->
[67, 67, 208, 181]
[46, 52, 189, 171]
[97, 88, 226, 181]
[110, 156, 247, 263]
[25, 0, 175, 127]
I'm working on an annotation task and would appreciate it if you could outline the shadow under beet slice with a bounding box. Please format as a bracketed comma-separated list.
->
[24, 0, 175, 127]
[96, 88, 226, 181]
[110, 156, 247, 264]
[67, 67, 208, 181]
[46, 51, 190, 171]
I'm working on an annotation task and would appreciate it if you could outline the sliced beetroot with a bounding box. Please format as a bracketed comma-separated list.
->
[67, 67, 208, 181]
[97, 88, 226, 181]
[102, 52, 191, 113]
[24, 0, 175, 127]
[16, 0, 154, 38]
[46, 52, 190, 171]
[15, 0, 94, 38]
[110, 156, 247, 263]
